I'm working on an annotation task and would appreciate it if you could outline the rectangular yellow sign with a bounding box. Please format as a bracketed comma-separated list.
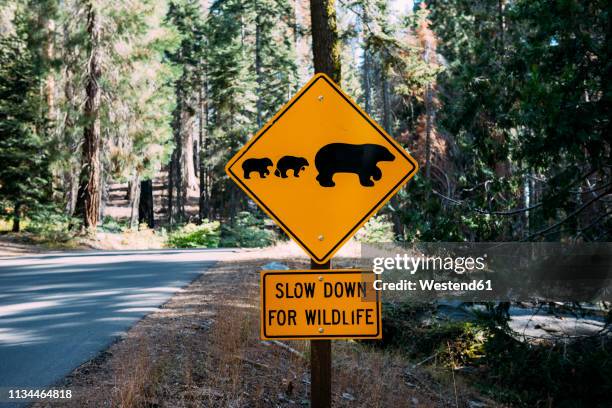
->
[260, 269, 382, 340]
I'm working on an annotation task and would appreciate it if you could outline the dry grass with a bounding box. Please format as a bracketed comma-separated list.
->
[34, 260, 491, 408]
[85, 229, 166, 250]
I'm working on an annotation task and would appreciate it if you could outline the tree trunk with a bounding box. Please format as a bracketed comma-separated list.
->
[99, 175, 108, 223]
[167, 156, 175, 226]
[175, 135, 185, 222]
[310, 0, 341, 83]
[129, 173, 141, 229]
[43, 16, 55, 119]
[198, 75, 210, 222]
[255, 11, 263, 128]
[181, 104, 198, 193]
[381, 70, 403, 239]
[381, 68, 391, 133]
[66, 165, 79, 215]
[361, 4, 371, 114]
[424, 84, 433, 179]
[139, 179, 154, 228]
[12, 202, 21, 233]
[78, 2, 101, 229]
[169, 84, 187, 225]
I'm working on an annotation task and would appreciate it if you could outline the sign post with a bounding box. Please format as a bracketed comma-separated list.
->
[260, 267, 382, 407]
[226, 74, 417, 408]
[311, 260, 330, 408]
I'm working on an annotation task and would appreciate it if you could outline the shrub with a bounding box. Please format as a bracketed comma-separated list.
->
[381, 302, 612, 407]
[167, 221, 221, 248]
[100, 216, 130, 233]
[356, 215, 395, 243]
[220, 211, 275, 248]
[25, 209, 78, 243]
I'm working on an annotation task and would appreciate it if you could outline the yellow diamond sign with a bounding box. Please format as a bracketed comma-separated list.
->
[226, 74, 418, 263]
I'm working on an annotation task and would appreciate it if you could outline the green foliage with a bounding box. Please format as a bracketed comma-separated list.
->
[25, 208, 78, 243]
[167, 220, 221, 248]
[410, 0, 612, 242]
[99, 216, 130, 233]
[0, 33, 51, 227]
[220, 211, 276, 248]
[204, 0, 297, 219]
[356, 215, 395, 243]
[382, 302, 489, 362]
[476, 328, 612, 407]
[103, 0, 177, 181]
[382, 301, 612, 407]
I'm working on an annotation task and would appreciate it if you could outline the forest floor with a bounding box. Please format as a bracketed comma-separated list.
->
[33, 258, 497, 408]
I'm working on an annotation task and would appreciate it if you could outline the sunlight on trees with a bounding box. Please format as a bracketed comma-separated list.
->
[0, 0, 608, 242]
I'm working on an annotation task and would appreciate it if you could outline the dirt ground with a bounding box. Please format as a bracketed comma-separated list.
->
[30, 257, 496, 408]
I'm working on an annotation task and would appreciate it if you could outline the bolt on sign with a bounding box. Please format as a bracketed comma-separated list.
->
[261, 270, 381, 340]
[225, 74, 418, 264]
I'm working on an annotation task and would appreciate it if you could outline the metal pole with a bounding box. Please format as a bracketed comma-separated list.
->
[310, 259, 331, 408]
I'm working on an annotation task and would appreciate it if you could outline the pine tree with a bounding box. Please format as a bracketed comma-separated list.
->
[0, 34, 51, 231]
[103, 0, 176, 228]
[251, 0, 298, 126]
[204, 0, 297, 220]
[419, 0, 611, 241]
[41, 0, 176, 229]
[205, 0, 256, 220]
[166, 0, 206, 224]
[76, 1, 102, 229]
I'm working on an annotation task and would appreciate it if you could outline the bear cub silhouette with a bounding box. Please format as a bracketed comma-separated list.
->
[315, 143, 395, 187]
[274, 156, 309, 178]
[242, 157, 273, 179]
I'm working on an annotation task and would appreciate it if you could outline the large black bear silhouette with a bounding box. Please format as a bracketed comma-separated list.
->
[242, 157, 273, 179]
[315, 143, 395, 187]
[274, 156, 309, 178]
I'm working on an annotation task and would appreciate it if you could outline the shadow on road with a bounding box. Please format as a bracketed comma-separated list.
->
[0, 252, 217, 397]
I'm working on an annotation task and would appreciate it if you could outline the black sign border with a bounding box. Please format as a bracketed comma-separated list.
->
[261, 270, 381, 339]
[227, 75, 418, 263]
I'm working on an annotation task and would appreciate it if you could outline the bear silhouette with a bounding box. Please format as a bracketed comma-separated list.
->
[242, 157, 273, 179]
[274, 156, 309, 178]
[314, 143, 395, 187]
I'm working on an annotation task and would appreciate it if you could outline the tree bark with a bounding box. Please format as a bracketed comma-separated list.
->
[99, 174, 108, 223]
[78, 2, 102, 229]
[169, 84, 187, 224]
[66, 165, 79, 215]
[43, 15, 55, 119]
[129, 173, 141, 229]
[12, 202, 21, 233]
[167, 156, 175, 225]
[181, 103, 198, 193]
[139, 179, 154, 228]
[198, 74, 210, 222]
[361, 4, 371, 114]
[255, 11, 263, 128]
[310, 0, 341, 83]
[381, 68, 391, 133]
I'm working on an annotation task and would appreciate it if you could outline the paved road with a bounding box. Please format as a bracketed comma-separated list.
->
[0, 249, 236, 405]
